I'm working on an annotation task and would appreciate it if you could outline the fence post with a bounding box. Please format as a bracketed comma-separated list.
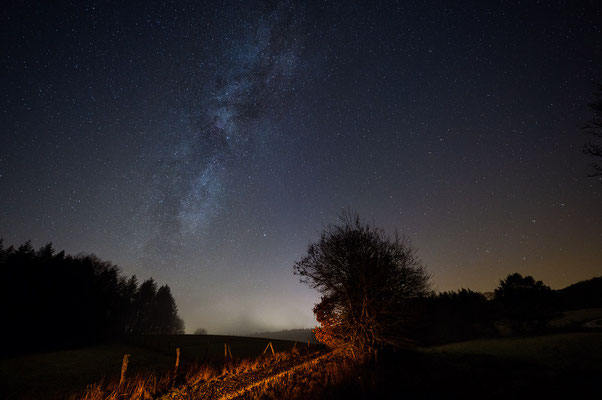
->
[120, 354, 130, 385]
[263, 341, 275, 355]
[225, 343, 233, 360]
[174, 347, 181, 374]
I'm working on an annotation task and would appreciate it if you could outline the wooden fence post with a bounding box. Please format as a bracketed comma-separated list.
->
[224, 343, 233, 360]
[174, 347, 181, 374]
[263, 341, 275, 356]
[120, 354, 130, 385]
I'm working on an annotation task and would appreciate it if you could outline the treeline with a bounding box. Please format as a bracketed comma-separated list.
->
[418, 273, 602, 344]
[0, 240, 184, 356]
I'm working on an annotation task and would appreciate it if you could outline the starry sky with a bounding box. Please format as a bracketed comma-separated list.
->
[2, 0, 601, 334]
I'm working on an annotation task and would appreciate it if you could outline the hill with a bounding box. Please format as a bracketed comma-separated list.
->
[248, 328, 317, 343]
[556, 276, 602, 310]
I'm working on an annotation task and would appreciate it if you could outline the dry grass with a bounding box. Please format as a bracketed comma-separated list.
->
[72, 372, 171, 400]
[238, 350, 360, 400]
[1, 336, 316, 399]
[184, 363, 217, 386]
[68, 349, 318, 400]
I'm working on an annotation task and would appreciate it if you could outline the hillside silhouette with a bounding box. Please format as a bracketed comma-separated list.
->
[248, 328, 318, 343]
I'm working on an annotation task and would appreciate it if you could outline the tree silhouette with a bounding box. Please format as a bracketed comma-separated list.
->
[582, 83, 602, 180]
[294, 212, 431, 355]
[494, 273, 554, 322]
[0, 239, 185, 356]
[122, 275, 140, 334]
[131, 278, 158, 334]
[421, 289, 494, 343]
[152, 285, 185, 334]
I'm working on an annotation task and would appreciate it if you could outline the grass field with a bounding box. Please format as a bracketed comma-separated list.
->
[425, 332, 602, 372]
[306, 332, 602, 399]
[2, 332, 600, 399]
[0, 343, 174, 400]
[127, 334, 307, 361]
[548, 307, 602, 328]
[0, 334, 303, 400]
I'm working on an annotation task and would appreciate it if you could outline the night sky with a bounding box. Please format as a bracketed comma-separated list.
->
[2, 0, 601, 334]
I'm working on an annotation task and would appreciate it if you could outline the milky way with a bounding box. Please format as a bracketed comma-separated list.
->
[141, 1, 308, 265]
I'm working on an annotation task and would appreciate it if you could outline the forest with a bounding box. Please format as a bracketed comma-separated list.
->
[0, 239, 184, 357]
[418, 274, 602, 344]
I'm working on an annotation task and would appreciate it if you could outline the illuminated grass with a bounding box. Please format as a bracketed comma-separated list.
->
[0, 335, 310, 400]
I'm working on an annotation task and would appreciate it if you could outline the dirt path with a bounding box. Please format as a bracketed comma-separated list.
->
[160, 350, 334, 400]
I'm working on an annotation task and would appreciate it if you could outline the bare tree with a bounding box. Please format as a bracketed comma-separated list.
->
[294, 212, 431, 356]
[583, 84, 602, 181]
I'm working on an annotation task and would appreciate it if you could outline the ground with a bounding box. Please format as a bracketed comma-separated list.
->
[0, 335, 302, 400]
[1, 330, 600, 399]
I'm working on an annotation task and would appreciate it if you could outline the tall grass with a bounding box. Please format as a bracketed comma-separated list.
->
[206, 349, 367, 400]
[72, 372, 172, 400]
[68, 348, 323, 400]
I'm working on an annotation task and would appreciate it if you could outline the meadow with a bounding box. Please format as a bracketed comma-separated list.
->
[315, 332, 602, 399]
[126, 334, 307, 361]
[0, 335, 306, 400]
[547, 307, 602, 328]
[173, 331, 602, 399]
[425, 331, 602, 371]
[1, 328, 600, 399]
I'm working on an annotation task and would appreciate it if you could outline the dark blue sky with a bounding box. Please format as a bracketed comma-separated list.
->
[2, 0, 601, 334]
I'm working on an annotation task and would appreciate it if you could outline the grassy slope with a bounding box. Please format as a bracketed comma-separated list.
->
[425, 332, 602, 372]
[127, 334, 302, 361]
[548, 307, 602, 328]
[0, 343, 175, 400]
[302, 333, 602, 400]
[248, 329, 318, 344]
[0, 335, 300, 400]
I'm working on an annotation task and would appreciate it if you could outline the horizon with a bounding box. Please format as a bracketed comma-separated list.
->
[1, 237, 599, 335]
